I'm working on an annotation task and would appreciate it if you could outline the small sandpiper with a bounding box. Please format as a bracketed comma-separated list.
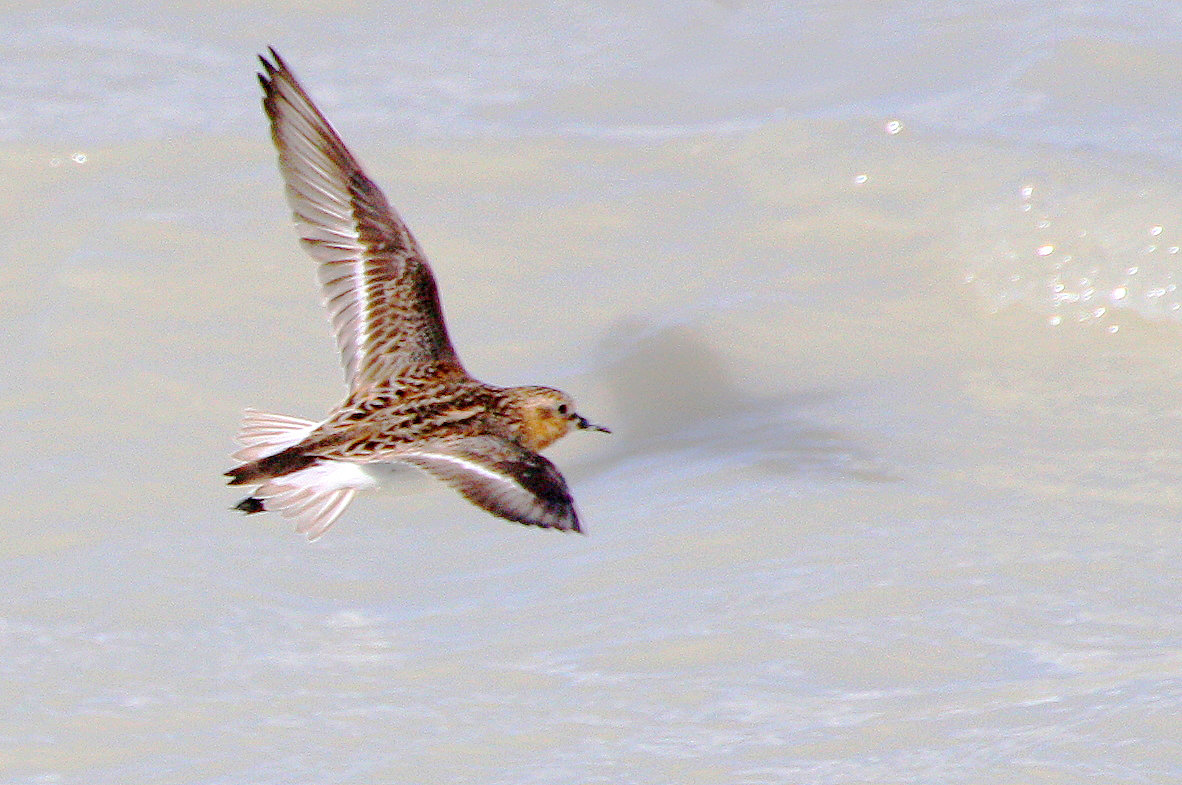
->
[225, 48, 609, 540]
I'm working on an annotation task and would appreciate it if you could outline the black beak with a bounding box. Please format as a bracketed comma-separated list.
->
[576, 414, 611, 433]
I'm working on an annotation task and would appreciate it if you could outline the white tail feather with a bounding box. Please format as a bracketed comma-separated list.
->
[252, 462, 375, 541]
[232, 408, 319, 462]
[231, 410, 378, 540]
[296, 489, 357, 540]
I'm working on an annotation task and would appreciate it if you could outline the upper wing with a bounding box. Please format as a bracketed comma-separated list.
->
[399, 435, 583, 532]
[258, 48, 464, 390]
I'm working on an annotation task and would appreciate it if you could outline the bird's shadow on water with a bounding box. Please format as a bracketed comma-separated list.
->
[586, 319, 894, 484]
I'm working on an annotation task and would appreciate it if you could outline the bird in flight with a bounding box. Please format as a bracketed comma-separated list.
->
[225, 48, 609, 540]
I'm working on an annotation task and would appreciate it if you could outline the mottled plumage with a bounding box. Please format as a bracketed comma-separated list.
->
[225, 49, 608, 540]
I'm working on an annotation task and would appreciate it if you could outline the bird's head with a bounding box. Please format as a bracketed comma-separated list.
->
[506, 386, 610, 452]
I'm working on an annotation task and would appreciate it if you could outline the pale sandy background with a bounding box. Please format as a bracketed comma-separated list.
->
[2, 1, 1181, 783]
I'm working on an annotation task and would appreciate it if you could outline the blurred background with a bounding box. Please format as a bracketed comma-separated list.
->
[2, 1, 1180, 783]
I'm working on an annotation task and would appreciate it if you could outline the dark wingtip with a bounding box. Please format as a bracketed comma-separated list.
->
[259, 46, 283, 71]
[567, 510, 584, 535]
[257, 47, 285, 89]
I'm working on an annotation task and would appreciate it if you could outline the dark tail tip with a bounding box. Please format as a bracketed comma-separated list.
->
[224, 465, 256, 486]
[226, 447, 317, 487]
[234, 497, 266, 514]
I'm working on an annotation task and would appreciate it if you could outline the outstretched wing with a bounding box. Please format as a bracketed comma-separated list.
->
[400, 435, 583, 532]
[258, 48, 464, 390]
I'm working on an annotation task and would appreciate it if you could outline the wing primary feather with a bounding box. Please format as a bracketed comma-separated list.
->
[258, 48, 464, 390]
[399, 437, 582, 533]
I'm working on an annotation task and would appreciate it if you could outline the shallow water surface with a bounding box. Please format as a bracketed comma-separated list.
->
[2, 2, 1181, 783]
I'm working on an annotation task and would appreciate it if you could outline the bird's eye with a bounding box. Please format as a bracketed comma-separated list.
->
[557, 403, 569, 415]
